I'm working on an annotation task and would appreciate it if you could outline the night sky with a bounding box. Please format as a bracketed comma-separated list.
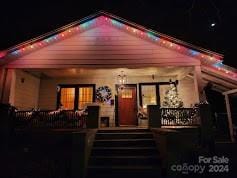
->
[0, 1, 236, 68]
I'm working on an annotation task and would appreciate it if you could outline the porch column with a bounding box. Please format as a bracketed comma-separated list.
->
[193, 65, 206, 102]
[0, 69, 14, 104]
[0, 68, 6, 102]
[223, 90, 236, 143]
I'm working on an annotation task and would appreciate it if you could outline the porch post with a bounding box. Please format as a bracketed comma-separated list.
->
[0, 68, 7, 103]
[193, 65, 206, 102]
[147, 105, 161, 128]
[223, 94, 235, 142]
[87, 105, 100, 128]
[1, 69, 14, 104]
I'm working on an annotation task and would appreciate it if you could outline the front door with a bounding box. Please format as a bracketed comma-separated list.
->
[118, 85, 137, 126]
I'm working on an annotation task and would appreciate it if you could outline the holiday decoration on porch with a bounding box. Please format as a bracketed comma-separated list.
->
[162, 83, 184, 108]
[15, 109, 87, 129]
[161, 84, 200, 125]
[161, 107, 199, 126]
[96, 86, 112, 103]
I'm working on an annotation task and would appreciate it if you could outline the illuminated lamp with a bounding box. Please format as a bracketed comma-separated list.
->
[117, 71, 127, 85]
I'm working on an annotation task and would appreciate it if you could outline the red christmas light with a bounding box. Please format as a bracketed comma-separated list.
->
[0, 51, 6, 58]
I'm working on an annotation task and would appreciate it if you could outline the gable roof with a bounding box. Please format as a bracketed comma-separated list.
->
[0, 11, 236, 84]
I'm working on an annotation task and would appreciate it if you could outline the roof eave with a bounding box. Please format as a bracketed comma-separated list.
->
[99, 11, 224, 59]
[0, 10, 224, 60]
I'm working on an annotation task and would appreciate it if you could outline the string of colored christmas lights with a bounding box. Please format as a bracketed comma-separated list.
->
[1, 15, 236, 79]
[103, 16, 236, 78]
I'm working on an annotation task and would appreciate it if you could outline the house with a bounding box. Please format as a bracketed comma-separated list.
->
[0, 11, 236, 132]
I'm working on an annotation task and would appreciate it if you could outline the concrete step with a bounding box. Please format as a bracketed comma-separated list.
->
[93, 138, 156, 147]
[98, 129, 150, 133]
[86, 128, 161, 178]
[95, 132, 154, 140]
[91, 147, 159, 156]
[89, 155, 161, 166]
[86, 166, 161, 178]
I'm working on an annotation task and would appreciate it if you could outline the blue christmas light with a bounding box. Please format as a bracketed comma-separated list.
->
[48, 37, 54, 41]
[111, 19, 122, 27]
[81, 22, 89, 28]
[12, 50, 19, 55]
[155, 37, 160, 41]
[189, 49, 199, 56]
[146, 32, 159, 41]
[81, 19, 95, 28]
[213, 61, 223, 68]
[44, 38, 50, 43]
[88, 19, 95, 25]
[110, 19, 124, 28]
[111, 19, 117, 25]
[146, 32, 152, 38]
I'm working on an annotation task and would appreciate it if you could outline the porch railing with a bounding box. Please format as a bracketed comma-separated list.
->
[161, 107, 200, 126]
[14, 110, 87, 129]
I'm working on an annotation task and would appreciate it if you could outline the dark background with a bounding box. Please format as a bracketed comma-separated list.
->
[0, 0, 236, 112]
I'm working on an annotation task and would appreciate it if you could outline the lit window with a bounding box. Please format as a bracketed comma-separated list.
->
[60, 88, 75, 110]
[58, 85, 95, 110]
[141, 85, 157, 109]
[121, 88, 133, 98]
[79, 87, 93, 109]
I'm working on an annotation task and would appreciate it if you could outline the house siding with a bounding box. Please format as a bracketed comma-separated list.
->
[11, 70, 40, 110]
[8, 25, 200, 68]
[178, 76, 199, 107]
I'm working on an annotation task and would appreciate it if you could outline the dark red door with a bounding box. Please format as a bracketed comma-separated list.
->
[118, 86, 137, 126]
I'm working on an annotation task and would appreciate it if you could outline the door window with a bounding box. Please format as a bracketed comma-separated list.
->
[141, 85, 157, 109]
[121, 88, 133, 98]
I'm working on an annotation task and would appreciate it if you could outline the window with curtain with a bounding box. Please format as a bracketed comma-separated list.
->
[60, 88, 75, 110]
[78, 87, 93, 109]
[58, 84, 95, 110]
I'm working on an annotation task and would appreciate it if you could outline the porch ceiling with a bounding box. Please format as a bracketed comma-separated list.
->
[23, 66, 193, 79]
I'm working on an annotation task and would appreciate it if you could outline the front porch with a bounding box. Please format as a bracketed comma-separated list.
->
[7, 66, 202, 128]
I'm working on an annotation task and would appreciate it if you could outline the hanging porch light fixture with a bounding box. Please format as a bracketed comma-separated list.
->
[117, 71, 127, 85]
[117, 71, 127, 91]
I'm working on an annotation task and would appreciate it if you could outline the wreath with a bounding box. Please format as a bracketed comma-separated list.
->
[96, 86, 112, 102]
